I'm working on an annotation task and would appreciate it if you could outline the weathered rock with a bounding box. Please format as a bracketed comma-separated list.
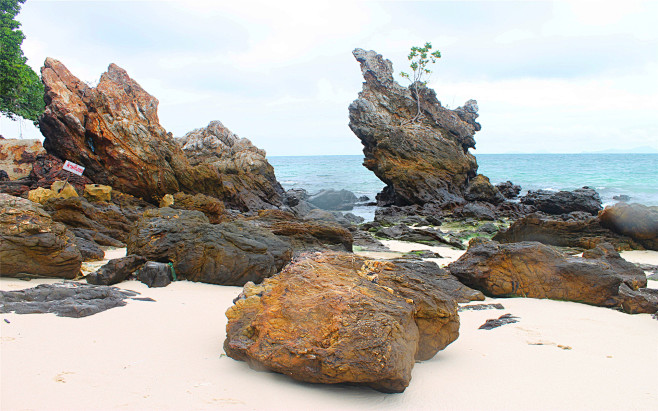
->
[248, 209, 353, 252]
[448, 240, 648, 311]
[375, 224, 465, 249]
[598, 203, 658, 251]
[30, 153, 94, 192]
[70, 228, 125, 248]
[283, 188, 309, 207]
[0, 139, 45, 180]
[493, 212, 642, 251]
[74, 236, 105, 261]
[137, 262, 172, 288]
[0, 194, 82, 278]
[177, 120, 284, 210]
[224, 251, 460, 393]
[496, 181, 521, 199]
[0, 281, 148, 318]
[464, 175, 504, 204]
[86, 254, 147, 286]
[307, 189, 358, 211]
[127, 208, 292, 285]
[348, 49, 480, 207]
[478, 313, 520, 330]
[170, 192, 226, 224]
[0, 170, 8, 181]
[39, 60, 283, 210]
[84, 184, 112, 202]
[455, 202, 497, 221]
[159, 194, 174, 208]
[27, 180, 78, 204]
[617, 285, 658, 314]
[520, 187, 602, 215]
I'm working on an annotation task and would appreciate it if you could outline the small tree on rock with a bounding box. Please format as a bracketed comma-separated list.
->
[399, 42, 441, 123]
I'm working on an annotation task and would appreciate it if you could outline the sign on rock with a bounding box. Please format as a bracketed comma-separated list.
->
[63, 160, 85, 176]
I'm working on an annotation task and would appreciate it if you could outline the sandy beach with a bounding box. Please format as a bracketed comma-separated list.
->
[2, 245, 657, 411]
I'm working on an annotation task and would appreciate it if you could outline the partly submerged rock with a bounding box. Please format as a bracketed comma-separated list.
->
[224, 251, 460, 393]
[348, 48, 480, 208]
[495, 181, 521, 199]
[0, 194, 82, 278]
[448, 240, 652, 312]
[127, 208, 292, 285]
[307, 189, 358, 211]
[598, 203, 658, 251]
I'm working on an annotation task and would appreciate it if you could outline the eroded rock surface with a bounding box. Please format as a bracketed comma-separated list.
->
[0, 194, 81, 278]
[599, 203, 658, 251]
[520, 187, 602, 215]
[348, 49, 480, 207]
[224, 251, 460, 393]
[0, 139, 45, 180]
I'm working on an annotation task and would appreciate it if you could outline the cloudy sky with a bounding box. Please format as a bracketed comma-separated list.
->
[2, 0, 657, 155]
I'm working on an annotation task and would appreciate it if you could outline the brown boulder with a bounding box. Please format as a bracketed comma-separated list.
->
[0, 194, 81, 278]
[348, 49, 480, 207]
[170, 192, 226, 224]
[0, 139, 45, 180]
[599, 203, 658, 251]
[464, 174, 505, 204]
[224, 251, 460, 393]
[84, 184, 112, 202]
[448, 240, 651, 312]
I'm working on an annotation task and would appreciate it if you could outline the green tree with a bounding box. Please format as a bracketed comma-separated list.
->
[399, 42, 441, 122]
[0, 0, 44, 125]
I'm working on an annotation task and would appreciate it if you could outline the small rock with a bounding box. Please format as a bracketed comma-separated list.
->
[159, 194, 174, 208]
[478, 313, 519, 330]
[84, 184, 112, 202]
[137, 262, 172, 288]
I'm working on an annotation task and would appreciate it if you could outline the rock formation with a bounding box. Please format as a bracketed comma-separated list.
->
[0, 194, 82, 278]
[86, 254, 147, 286]
[599, 203, 658, 251]
[224, 251, 460, 393]
[520, 187, 602, 215]
[448, 240, 655, 313]
[126, 208, 292, 286]
[0, 139, 44, 180]
[348, 48, 495, 208]
[38, 58, 282, 210]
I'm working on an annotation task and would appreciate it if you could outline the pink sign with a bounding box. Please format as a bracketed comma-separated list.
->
[62, 160, 85, 176]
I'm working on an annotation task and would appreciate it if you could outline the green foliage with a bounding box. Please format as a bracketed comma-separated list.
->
[399, 42, 441, 86]
[0, 0, 44, 125]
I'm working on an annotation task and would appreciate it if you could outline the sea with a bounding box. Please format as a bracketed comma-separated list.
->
[269, 154, 658, 221]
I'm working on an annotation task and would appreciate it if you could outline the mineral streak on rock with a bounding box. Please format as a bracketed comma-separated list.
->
[224, 251, 461, 393]
[348, 48, 491, 208]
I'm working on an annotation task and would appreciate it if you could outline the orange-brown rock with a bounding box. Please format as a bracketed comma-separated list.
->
[0, 139, 44, 180]
[247, 209, 352, 252]
[0, 193, 81, 278]
[224, 251, 460, 393]
[599, 203, 658, 251]
[448, 239, 652, 312]
[348, 49, 480, 207]
[170, 192, 226, 224]
[39, 59, 283, 210]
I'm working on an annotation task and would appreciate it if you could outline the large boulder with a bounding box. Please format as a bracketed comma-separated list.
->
[177, 121, 284, 210]
[348, 49, 480, 207]
[492, 212, 643, 251]
[598, 203, 658, 251]
[448, 240, 653, 313]
[0, 194, 82, 278]
[126, 208, 292, 285]
[520, 187, 602, 215]
[307, 189, 358, 210]
[0, 139, 45, 180]
[38, 59, 282, 211]
[464, 174, 505, 204]
[224, 251, 460, 393]
[86, 254, 147, 286]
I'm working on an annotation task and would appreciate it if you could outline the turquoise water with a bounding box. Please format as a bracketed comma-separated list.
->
[269, 153, 658, 208]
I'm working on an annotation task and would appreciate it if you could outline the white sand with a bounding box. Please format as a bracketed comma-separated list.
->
[2, 248, 657, 410]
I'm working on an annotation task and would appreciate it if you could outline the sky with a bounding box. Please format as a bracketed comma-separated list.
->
[1, 0, 657, 155]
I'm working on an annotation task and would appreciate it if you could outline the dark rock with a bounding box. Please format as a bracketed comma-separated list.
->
[342, 212, 365, 225]
[86, 254, 147, 286]
[617, 285, 658, 314]
[493, 212, 643, 251]
[0, 170, 9, 181]
[477, 223, 499, 234]
[402, 250, 442, 259]
[448, 240, 650, 311]
[599, 203, 658, 251]
[137, 262, 172, 288]
[496, 181, 521, 199]
[456, 202, 497, 221]
[0, 194, 82, 278]
[357, 195, 370, 202]
[30, 153, 94, 193]
[465, 175, 505, 204]
[478, 314, 519, 330]
[224, 251, 461, 393]
[613, 195, 631, 202]
[307, 189, 358, 211]
[74, 236, 105, 261]
[348, 48, 481, 207]
[520, 187, 602, 215]
[127, 208, 292, 285]
[0, 281, 146, 318]
[70, 228, 125, 248]
[459, 303, 505, 311]
[283, 188, 309, 207]
[375, 224, 465, 249]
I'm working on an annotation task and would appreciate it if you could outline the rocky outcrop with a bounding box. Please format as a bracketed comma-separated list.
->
[495, 181, 521, 199]
[348, 48, 480, 208]
[170, 192, 227, 224]
[0, 139, 44, 180]
[177, 121, 283, 210]
[39, 59, 282, 210]
[520, 187, 602, 215]
[224, 251, 460, 393]
[0, 194, 82, 278]
[126, 208, 292, 286]
[493, 212, 643, 251]
[599, 203, 658, 251]
[464, 175, 504, 204]
[0, 281, 149, 318]
[86, 254, 147, 286]
[448, 240, 654, 313]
